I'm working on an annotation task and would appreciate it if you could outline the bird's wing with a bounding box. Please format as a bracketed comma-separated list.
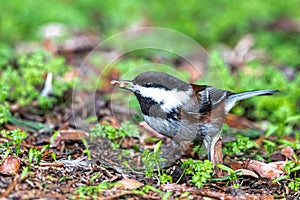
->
[190, 84, 229, 113]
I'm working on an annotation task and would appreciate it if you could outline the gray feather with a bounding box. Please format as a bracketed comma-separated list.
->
[225, 89, 279, 113]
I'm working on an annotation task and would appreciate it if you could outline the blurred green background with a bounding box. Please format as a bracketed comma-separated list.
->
[1, 0, 300, 66]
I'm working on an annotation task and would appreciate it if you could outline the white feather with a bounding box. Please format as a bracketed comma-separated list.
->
[136, 85, 190, 112]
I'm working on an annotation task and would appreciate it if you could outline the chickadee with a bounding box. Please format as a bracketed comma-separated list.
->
[112, 71, 279, 164]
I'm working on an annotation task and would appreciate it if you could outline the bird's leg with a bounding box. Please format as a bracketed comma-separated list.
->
[210, 135, 223, 177]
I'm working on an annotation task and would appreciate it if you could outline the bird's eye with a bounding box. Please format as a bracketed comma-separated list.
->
[144, 82, 153, 87]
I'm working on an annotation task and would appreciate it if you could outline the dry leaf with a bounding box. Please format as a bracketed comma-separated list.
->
[230, 160, 284, 179]
[51, 129, 89, 147]
[281, 146, 294, 159]
[230, 161, 245, 170]
[235, 169, 259, 179]
[0, 156, 21, 175]
[225, 113, 257, 129]
[59, 129, 89, 140]
[267, 161, 288, 171]
[247, 160, 283, 179]
[115, 179, 144, 190]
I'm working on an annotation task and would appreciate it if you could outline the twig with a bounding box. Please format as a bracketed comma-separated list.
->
[39, 162, 64, 167]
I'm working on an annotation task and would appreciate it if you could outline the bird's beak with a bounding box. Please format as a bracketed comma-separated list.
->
[111, 80, 135, 91]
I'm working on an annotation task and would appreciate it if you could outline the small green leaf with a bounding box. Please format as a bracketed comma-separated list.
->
[216, 164, 235, 174]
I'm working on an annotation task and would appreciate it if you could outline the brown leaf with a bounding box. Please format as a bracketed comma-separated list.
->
[115, 179, 144, 190]
[267, 161, 288, 171]
[230, 161, 245, 170]
[59, 129, 89, 140]
[51, 129, 89, 147]
[121, 137, 135, 149]
[225, 113, 257, 129]
[235, 169, 259, 179]
[230, 160, 284, 179]
[281, 146, 294, 159]
[246, 160, 283, 179]
[270, 153, 287, 161]
[0, 156, 21, 175]
[255, 136, 266, 145]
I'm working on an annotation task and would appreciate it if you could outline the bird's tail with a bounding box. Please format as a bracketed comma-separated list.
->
[225, 89, 279, 113]
[228, 89, 279, 102]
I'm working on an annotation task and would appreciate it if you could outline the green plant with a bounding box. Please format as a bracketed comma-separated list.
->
[89, 121, 139, 150]
[81, 138, 91, 160]
[117, 149, 133, 160]
[140, 184, 163, 194]
[74, 181, 115, 198]
[273, 158, 300, 192]
[0, 105, 9, 125]
[0, 51, 73, 110]
[0, 84, 9, 125]
[181, 159, 213, 188]
[216, 164, 242, 188]
[89, 173, 102, 184]
[0, 129, 28, 156]
[28, 148, 42, 165]
[223, 135, 258, 156]
[140, 141, 172, 184]
[28, 144, 49, 165]
[263, 139, 277, 157]
[278, 131, 300, 151]
[21, 145, 48, 180]
[142, 141, 166, 178]
[20, 165, 29, 180]
[266, 115, 300, 138]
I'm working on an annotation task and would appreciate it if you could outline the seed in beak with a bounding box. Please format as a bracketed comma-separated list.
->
[111, 80, 120, 85]
[111, 80, 132, 88]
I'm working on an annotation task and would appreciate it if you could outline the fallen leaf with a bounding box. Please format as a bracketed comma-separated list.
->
[59, 129, 89, 140]
[267, 161, 288, 171]
[230, 161, 244, 170]
[225, 114, 257, 129]
[235, 169, 259, 179]
[270, 153, 287, 161]
[246, 160, 283, 179]
[51, 129, 89, 147]
[115, 179, 144, 190]
[0, 156, 21, 175]
[230, 160, 284, 179]
[281, 146, 294, 159]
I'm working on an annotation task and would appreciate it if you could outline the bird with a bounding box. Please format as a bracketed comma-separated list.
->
[112, 71, 279, 165]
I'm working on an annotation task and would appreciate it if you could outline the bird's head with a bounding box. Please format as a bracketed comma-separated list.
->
[111, 71, 192, 114]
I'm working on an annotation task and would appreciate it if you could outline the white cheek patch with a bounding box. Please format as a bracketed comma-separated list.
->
[136, 86, 186, 112]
